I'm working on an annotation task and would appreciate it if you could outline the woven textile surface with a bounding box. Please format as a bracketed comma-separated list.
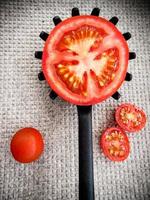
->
[0, 0, 150, 199]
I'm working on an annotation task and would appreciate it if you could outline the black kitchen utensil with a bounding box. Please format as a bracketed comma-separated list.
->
[35, 7, 135, 200]
[77, 105, 94, 199]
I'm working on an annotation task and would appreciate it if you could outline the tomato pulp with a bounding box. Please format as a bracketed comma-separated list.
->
[100, 127, 130, 161]
[42, 16, 129, 105]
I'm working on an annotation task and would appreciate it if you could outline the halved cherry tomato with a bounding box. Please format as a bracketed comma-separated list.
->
[115, 103, 146, 132]
[100, 127, 130, 161]
[10, 128, 44, 163]
[42, 16, 129, 105]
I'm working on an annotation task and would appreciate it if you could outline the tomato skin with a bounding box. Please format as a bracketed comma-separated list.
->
[100, 127, 130, 162]
[115, 103, 147, 132]
[10, 128, 44, 163]
[42, 15, 129, 105]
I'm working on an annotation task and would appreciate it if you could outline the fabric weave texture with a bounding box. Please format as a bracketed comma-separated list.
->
[0, 0, 150, 199]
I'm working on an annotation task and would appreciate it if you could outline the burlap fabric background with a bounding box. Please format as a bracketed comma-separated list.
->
[0, 0, 150, 199]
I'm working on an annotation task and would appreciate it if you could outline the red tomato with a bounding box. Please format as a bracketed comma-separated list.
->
[10, 128, 44, 163]
[42, 16, 129, 105]
[115, 103, 146, 132]
[100, 127, 130, 161]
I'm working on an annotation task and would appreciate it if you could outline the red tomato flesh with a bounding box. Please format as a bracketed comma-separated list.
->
[42, 16, 129, 105]
[10, 128, 44, 163]
[115, 103, 146, 132]
[100, 127, 130, 161]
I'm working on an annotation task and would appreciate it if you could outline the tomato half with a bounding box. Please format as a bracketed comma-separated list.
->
[42, 16, 129, 105]
[100, 127, 130, 161]
[115, 103, 146, 132]
[10, 128, 44, 163]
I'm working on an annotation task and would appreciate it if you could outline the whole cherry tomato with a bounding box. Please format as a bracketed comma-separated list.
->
[10, 127, 44, 163]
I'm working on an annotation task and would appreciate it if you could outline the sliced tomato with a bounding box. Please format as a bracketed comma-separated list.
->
[10, 128, 44, 163]
[100, 127, 130, 161]
[42, 16, 129, 105]
[115, 103, 146, 132]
